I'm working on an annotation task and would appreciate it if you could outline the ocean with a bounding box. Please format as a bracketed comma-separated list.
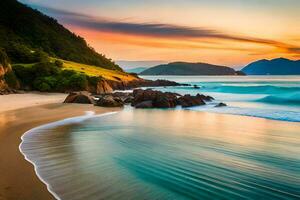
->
[141, 75, 300, 122]
[20, 76, 300, 200]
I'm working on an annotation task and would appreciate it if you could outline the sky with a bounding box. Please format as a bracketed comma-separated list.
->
[20, 0, 300, 68]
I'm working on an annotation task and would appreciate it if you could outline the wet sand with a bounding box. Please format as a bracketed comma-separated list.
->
[0, 93, 299, 200]
[0, 101, 120, 200]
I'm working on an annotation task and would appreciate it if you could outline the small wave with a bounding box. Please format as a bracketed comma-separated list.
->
[256, 92, 300, 106]
[19, 111, 118, 200]
[203, 85, 300, 94]
[187, 105, 300, 122]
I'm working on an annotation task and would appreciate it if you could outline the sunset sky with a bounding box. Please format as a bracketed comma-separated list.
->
[20, 0, 300, 68]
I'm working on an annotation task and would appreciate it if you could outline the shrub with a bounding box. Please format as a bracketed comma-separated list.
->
[4, 70, 19, 88]
[31, 62, 60, 77]
[87, 76, 102, 86]
[0, 48, 9, 68]
[12, 64, 35, 86]
[33, 81, 51, 92]
[68, 73, 88, 91]
[12, 61, 93, 92]
[33, 76, 57, 92]
[54, 60, 63, 68]
[5, 44, 49, 63]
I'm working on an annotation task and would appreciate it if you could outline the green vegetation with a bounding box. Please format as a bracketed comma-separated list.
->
[4, 70, 19, 88]
[0, 49, 9, 68]
[0, 0, 122, 71]
[12, 61, 103, 92]
[0, 49, 19, 89]
[61, 60, 137, 81]
[140, 62, 237, 75]
[0, 1, 139, 92]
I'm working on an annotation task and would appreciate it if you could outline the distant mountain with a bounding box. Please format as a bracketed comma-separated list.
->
[0, 0, 121, 71]
[242, 58, 300, 75]
[140, 62, 238, 75]
[116, 60, 165, 69]
[126, 67, 148, 74]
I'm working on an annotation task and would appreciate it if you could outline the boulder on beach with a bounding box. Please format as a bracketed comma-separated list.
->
[196, 94, 214, 101]
[131, 89, 212, 108]
[215, 102, 227, 107]
[135, 101, 153, 108]
[94, 95, 124, 107]
[132, 89, 178, 108]
[64, 92, 94, 104]
[177, 94, 206, 107]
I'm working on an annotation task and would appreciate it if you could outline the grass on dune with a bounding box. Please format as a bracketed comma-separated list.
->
[61, 60, 138, 82]
[12, 63, 36, 67]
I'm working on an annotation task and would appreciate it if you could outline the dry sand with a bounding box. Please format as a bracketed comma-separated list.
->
[0, 92, 68, 113]
[0, 93, 120, 200]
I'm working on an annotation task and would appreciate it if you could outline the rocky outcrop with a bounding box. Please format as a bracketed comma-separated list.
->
[94, 94, 124, 107]
[64, 91, 94, 104]
[64, 89, 215, 109]
[0, 49, 19, 93]
[215, 102, 227, 107]
[105, 79, 189, 92]
[0, 50, 10, 91]
[131, 89, 213, 108]
[131, 89, 179, 108]
[177, 94, 206, 107]
[135, 101, 153, 108]
[87, 79, 113, 94]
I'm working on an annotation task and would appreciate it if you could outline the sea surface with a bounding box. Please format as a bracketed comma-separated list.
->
[141, 75, 300, 122]
[20, 110, 300, 200]
[20, 76, 300, 200]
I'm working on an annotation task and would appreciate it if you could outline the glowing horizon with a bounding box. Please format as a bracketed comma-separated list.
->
[20, 0, 300, 67]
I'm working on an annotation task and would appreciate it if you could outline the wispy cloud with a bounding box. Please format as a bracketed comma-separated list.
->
[34, 5, 300, 55]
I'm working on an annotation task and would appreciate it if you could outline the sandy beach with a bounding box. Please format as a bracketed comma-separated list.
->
[0, 93, 120, 200]
[0, 93, 299, 200]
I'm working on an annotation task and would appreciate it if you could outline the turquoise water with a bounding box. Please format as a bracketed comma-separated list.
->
[20, 110, 300, 200]
[141, 76, 300, 122]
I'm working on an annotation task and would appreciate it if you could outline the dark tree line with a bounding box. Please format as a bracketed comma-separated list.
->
[0, 0, 122, 71]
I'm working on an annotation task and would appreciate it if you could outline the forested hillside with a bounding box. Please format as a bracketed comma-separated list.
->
[0, 0, 122, 71]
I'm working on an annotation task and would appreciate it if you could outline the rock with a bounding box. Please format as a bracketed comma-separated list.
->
[215, 102, 227, 107]
[132, 89, 178, 108]
[95, 95, 124, 107]
[178, 94, 206, 107]
[124, 96, 134, 104]
[64, 92, 94, 104]
[196, 94, 214, 101]
[153, 95, 176, 108]
[95, 80, 113, 94]
[106, 79, 189, 91]
[130, 89, 214, 109]
[135, 101, 153, 108]
[193, 85, 200, 89]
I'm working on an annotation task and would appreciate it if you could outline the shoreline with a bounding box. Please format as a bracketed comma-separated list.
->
[0, 96, 121, 200]
[0, 92, 299, 200]
[19, 111, 119, 200]
[16, 107, 300, 199]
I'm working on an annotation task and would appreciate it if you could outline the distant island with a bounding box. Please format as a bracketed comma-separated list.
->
[140, 62, 243, 75]
[242, 58, 300, 75]
[126, 67, 148, 74]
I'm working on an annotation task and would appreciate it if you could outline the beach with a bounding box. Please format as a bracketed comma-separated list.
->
[0, 92, 299, 200]
[0, 93, 120, 200]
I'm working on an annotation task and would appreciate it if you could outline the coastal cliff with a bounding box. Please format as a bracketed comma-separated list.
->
[0, 49, 19, 92]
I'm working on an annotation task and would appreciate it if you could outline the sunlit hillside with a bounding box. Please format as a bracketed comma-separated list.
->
[61, 60, 139, 82]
